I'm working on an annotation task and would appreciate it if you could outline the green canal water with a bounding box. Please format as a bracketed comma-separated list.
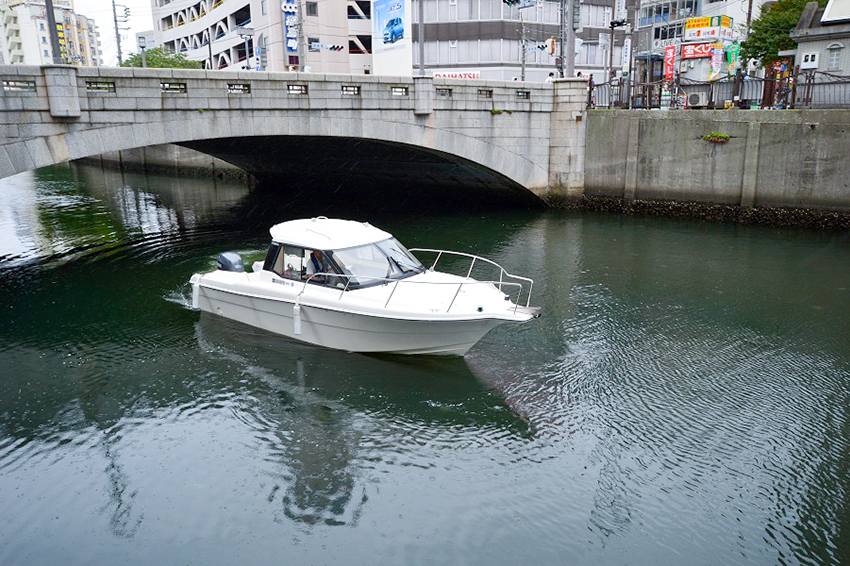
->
[0, 163, 848, 565]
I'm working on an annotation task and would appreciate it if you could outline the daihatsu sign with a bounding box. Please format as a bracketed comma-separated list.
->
[433, 71, 480, 79]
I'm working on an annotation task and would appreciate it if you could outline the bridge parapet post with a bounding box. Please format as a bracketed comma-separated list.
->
[43, 65, 80, 119]
[547, 78, 588, 199]
[413, 76, 433, 115]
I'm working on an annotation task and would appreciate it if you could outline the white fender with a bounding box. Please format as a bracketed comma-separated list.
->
[293, 303, 302, 335]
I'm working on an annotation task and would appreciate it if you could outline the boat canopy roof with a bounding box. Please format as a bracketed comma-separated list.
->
[269, 217, 393, 250]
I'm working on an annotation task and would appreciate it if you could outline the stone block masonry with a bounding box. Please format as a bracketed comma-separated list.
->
[0, 65, 588, 201]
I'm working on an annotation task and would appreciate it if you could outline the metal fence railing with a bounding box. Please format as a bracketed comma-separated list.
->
[587, 71, 850, 110]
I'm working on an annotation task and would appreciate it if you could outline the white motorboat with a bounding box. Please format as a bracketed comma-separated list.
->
[190, 217, 540, 355]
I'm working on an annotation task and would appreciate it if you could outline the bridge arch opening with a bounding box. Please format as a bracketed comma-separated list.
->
[180, 135, 545, 216]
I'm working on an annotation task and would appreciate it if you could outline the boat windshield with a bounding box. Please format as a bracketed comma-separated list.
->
[332, 238, 425, 287]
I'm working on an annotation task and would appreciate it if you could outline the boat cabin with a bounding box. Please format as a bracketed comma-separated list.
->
[262, 218, 425, 289]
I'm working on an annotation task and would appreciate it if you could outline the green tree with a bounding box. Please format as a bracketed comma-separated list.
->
[740, 0, 827, 67]
[120, 47, 203, 69]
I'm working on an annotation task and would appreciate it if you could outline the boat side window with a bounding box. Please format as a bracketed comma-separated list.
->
[280, 245, 306, 280]
[263, 243, 281, 272]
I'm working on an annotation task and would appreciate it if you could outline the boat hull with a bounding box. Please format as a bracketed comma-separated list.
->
[193, 281, 509, 356]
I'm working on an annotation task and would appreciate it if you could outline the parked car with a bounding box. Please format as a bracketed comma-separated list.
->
[383, 17, 404, 43]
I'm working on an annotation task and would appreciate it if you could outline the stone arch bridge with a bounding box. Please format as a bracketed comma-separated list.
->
[0, 65, 588, 206]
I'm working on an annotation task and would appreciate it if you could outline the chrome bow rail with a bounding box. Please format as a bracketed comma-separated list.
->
[295, 249, 535, 315]
[409, 248, 534, 308]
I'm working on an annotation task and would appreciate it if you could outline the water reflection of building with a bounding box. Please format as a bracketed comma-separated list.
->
[71, 162, 250, 236]
[0, 0, 102, 65]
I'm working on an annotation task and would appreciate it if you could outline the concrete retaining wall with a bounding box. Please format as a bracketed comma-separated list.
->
[585, 109, 850, 210]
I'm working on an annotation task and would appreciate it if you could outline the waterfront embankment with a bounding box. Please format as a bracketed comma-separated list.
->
[578, 109, 850, 229]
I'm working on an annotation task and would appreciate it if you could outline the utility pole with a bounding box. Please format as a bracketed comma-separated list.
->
[418, 0, 425, 75]
[43, 0, 64, 64]
[746, 0, 754, 34]
[297, 0, 307, 71]
[208, 26, 214, 70]
[520, 14, 527, 81]
[608, 0, 615, 85]
[112, 1, 130, 65]
[559, 0, 576, 78]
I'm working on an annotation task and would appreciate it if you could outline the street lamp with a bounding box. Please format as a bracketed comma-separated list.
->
[138, 36, 147, 68]
[236, 26, 254, 70]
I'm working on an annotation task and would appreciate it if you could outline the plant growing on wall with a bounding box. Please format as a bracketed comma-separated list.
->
[701, 132, 730, 143]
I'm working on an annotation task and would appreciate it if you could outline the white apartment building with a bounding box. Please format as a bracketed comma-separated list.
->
[152, 0, 354, 72]
[0, 0, 102, 65]
[150, 0, 631, 80]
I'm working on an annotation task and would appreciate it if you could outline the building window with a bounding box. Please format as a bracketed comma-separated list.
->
[349, 35, 372, 54]
[42, 36, 47, 43]
[309, 37, 320, 51]
[39, 22, 45, 30]
[306, 2, 318, 16]
[828, 45, 843, 70]
[261, 0, 267, 15]
[347, 1, 371, 19]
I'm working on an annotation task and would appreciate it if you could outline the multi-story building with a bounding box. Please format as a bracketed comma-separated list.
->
[152, 0, 629, 80]
[152, 0, 361, 73]
[0, 0, 102, 65]
[634, 0, 772, 83]
[414, 0, 629, 81]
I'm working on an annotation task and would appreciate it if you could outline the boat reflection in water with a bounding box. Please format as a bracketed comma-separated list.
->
[192, 314, 531, 526]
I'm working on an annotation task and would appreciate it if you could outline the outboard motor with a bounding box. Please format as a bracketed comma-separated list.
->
[217, 251, 244, 272]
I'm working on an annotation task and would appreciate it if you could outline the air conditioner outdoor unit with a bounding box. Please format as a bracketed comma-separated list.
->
[800, 52, 818, 70]
[687, 92, 708, 108]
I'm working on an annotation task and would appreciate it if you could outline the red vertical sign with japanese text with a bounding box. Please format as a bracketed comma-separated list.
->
[664, 45, 676, 81]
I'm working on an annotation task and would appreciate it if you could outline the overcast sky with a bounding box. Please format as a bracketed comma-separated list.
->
[73, 0, 154, 66]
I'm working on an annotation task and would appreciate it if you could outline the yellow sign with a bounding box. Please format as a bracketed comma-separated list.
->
[686, 17, 711, 29]
[686, 16, 733, 29]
